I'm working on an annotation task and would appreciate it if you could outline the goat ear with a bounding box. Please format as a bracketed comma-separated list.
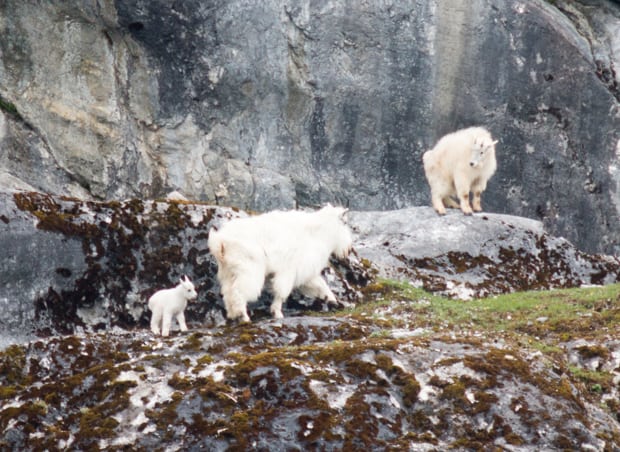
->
[491, 140, 498, 145]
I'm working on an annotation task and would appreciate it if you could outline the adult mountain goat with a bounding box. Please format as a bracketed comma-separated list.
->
[423, 126, 498, 215]
[208, 205, 353, 322]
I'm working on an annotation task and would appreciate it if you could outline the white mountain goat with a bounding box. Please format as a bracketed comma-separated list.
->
[148, 275, 198, 336]
[208, 205, 353, 322]
[423, 126, 498, 215]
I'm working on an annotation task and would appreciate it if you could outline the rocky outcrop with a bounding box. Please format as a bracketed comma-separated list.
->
[1, 193, 619, 449]
[1, 192, 618, 344]
[1, 0, 619, 254]
[0, 192, 368, 345]
[351, 208, 620, 299]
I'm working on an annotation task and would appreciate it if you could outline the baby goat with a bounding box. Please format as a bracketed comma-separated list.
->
[148, 275, 197, 336]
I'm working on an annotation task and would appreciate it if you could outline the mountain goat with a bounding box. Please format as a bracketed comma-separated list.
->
[148, 275, 198, 336]
[423, 126, 498, 215]
[208, 205, 353, 323]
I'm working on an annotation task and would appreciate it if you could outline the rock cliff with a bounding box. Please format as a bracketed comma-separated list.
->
[1, 0, 619, 254]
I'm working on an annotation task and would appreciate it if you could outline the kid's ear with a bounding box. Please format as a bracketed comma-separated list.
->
[491, 140, 498, 145]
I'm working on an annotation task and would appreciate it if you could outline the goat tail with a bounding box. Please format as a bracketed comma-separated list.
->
[207, 228, 226, 261]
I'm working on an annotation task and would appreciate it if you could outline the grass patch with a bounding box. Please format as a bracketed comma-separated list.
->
[568, 366, 615, 394]
[353, 279, 620, 341]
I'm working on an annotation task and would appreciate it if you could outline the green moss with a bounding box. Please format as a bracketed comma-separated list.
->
[374, 353, 393, 371]
[78, 407, 120, 439]
[568, 366, 614, 394]
[168, 372, 195, 391]
[180, 332, 205, 351]
[0, 344, 28, 386]
[296, 412, 338, 442]
[544, 377, 582, 407]
[440, 379, 467, 401]
[408, 409, 434, 432]
[197, 354, 214, 366]
[227, 351, 303, 387]
[0, 385, 19, 400]
[145, 391, 184, 440]
[342, 390, 378, 449]
[198, 377, 237, 404]
[238, 332, 254, 344]
[13, 192, 102, 240]
[0, 96, 21, 119]
[575, 344, 610, 361]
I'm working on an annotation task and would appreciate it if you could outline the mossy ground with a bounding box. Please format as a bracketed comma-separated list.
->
[353, 279, 620, 334]
[1, 281, 619, 450]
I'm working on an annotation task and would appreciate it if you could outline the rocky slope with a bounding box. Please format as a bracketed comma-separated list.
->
[1, 1, 620, 445]
[1, 0, 619, 254]
[1, 286, 618, 450]
[1, 192, 619, 449]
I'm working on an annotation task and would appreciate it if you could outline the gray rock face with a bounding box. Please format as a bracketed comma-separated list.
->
[0, 1, 619, 255]
[351, 208, 620, 299]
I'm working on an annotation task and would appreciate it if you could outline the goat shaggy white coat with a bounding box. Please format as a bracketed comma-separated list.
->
[148, 276, 198, 336]
[423, 126, 498, 215]
[208, 205, 353, 322]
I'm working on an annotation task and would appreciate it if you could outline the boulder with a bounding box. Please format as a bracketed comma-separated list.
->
[351, 208, 620, 299]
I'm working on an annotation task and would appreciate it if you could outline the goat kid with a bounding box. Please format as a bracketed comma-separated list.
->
[148, 275, 197, 336]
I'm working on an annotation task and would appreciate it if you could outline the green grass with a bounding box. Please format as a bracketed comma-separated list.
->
[350, 279, 620, 340]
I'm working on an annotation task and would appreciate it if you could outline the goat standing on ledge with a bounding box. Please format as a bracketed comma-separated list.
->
[423, 126, 498, 215]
